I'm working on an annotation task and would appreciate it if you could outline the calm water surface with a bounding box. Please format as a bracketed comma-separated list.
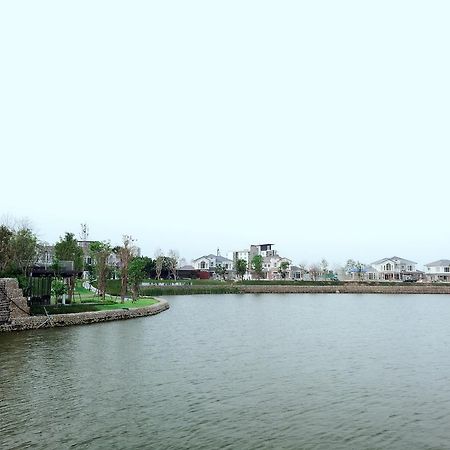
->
[2, 294, 450, 449]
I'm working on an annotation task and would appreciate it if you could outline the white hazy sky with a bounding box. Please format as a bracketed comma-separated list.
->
[1, 1, 449, 269]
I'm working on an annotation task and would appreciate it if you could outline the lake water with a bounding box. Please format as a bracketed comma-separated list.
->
[2, 293, 450, 449]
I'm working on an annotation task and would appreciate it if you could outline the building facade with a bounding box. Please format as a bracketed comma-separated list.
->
[425, 260, 450, 282]
[370, 256, 422, 281]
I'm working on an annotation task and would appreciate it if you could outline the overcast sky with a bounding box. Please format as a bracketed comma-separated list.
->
[1, 1, 449, 269]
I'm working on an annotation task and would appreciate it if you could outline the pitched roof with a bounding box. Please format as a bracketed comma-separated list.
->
[425, 259, 450, 267]
[212, 254, 233, 263]
[371, 256, 417, 265]
[192, 254, 233, 263]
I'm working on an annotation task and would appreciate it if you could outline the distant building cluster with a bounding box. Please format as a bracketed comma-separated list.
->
[35, 238, 450, 283]
[346, 256, 450, 283]
[187, 250, 450, 283]
[188, 244, 297, 281]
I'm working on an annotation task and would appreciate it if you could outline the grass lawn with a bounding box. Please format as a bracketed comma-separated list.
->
[30, 297, 158, 315]
[94, 298, 158, 310]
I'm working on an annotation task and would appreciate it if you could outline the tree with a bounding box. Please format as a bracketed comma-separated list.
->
[354, 261, 365, 281]
[154, 249, 164, 280]
[345, 259, 356, 274]
[128, 257, 147, 301]
[10, 226, 38, 275]
[54, 232, 84, 302]
[51, 279, 67, 303]
[235, 258, 247, 281]
[345, 259, 365, 280]
[279, 261, 290, 279]
[215, 264, 227, 281]
[167, 249, 179, 280]
[298, 263, 308, 280]
[117, 235, 137, 302]
[251, 255, 264, 280]
[141, 256, 155, 278]
[321, 259, 328, 277]
[90, 241, 112, 300]
[0, 225, 13, 274]
[309, 264, 320, 281]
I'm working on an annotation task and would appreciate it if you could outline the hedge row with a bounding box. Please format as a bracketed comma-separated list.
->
[30, 303, 117, 315]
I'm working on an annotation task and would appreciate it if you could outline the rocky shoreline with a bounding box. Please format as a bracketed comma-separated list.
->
[0, 299, 169, 332]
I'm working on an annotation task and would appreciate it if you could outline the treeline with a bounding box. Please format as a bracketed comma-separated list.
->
[0, 223, 38, 283]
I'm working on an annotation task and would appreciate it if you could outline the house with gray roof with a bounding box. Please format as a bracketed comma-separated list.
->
[192, 252, 234, 278]
[371, 256, 423, 281]
[424, 260, 450, 282]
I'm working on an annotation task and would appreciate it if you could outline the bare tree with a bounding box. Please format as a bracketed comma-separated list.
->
[167, 249, 179, 280]
[309, 264, 320, 281]
[321, 258, 328, 276]
[298, 263, 308, 280]
[154, 248, 164, 280]
[117, 235, 137, 302]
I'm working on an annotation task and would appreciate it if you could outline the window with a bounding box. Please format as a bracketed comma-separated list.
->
[386, 263, 392, 271]
[200, 261, 206, 269]
[445, 267, 450, 273]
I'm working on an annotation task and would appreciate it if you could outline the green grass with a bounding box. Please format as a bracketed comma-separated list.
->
[91, 298, 158, 310]
[30, 298, 158, 315]
[73, 280, 120, 303]
[74, 283, 92, 294]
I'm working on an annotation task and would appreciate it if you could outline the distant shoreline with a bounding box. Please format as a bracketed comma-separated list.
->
[134, 282, 450, 296]
[235, 284, 450, 295]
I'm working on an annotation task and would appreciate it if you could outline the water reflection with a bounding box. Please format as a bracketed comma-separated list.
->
[2, 294, 450, 449]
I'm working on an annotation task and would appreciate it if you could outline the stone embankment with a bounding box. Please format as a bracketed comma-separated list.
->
[0, 278, 30, 324]
[238, 284, 450, 295]
[0, 278, 169, 332]
[0, 299, 169, 332]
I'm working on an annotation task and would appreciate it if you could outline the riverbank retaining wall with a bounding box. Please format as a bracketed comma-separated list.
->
[237, 284, 450, 295]
[0, 294, 169, 333]
[0, 278, 30, 324]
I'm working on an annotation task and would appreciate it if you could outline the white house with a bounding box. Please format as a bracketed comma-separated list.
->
[228, 250, 250, 266]
[424, 260, 450, 282]
[227, 243, 294, 280]
[371, 256, 421, 281]
[192, 253, 234, 276]
[227, 250, 251, 279]
[248, 243, 293, 280]
[262, 255, 292, 280]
